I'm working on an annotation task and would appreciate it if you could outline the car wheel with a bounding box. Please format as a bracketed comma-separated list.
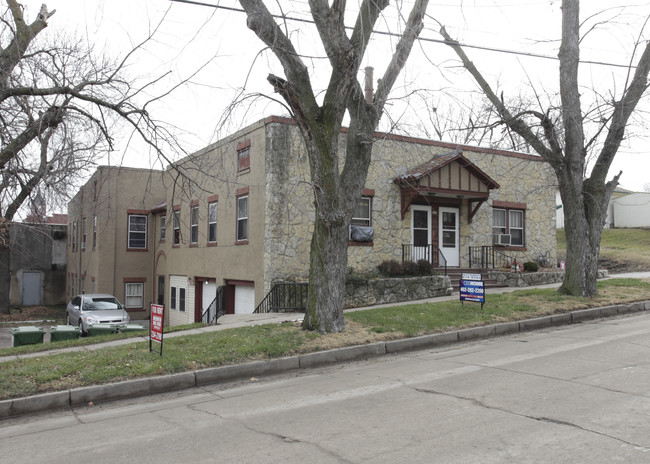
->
[79, 319, 87, 337]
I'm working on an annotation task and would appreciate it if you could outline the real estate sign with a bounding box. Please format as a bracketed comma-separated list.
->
[150, 303, 164, 356]
[459, 274, 485, 310]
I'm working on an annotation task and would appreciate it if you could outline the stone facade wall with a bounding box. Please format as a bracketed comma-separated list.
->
[487, 269, 608, 287]
[263, 122, 557, 288]
[344, 275, 453, 308]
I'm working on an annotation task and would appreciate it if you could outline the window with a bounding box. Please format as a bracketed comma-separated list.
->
[160, 215, 166, 241]
[72, 221, 78, 251]
[171, 286, 177, 310]
[173, 210, 180, 245]
[125, 282, 144, 308]
[81, 218, 87, 251]
[92, 216, 97, 249]
[208, 202, 218, 243]
[190, 205, 199, 244]
[493, 207, 525, 247]
[128, 214, 147, 249]
[236, 195, 248, 242]
[238, 147, 250, 172]
[351, 197, 371, 226]
[179, 288, 186, 312]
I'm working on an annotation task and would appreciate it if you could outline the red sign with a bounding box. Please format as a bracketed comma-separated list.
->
[150, 304, 164, 343]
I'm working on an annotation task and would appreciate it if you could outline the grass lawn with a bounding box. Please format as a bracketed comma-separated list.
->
[1, 278, 650, 401]
[557, 228, 650, 270]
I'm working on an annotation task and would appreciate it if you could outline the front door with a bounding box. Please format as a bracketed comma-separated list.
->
[439, 207, 460, 266]
[411, 205, 432, 262]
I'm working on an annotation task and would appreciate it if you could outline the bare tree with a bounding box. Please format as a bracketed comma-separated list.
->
[439, 0, 650, 297]
[0, 0, 184, 312]
[238, 0, 430, 333]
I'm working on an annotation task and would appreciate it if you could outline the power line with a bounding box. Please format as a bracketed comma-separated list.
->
[169, 0, 639, 69]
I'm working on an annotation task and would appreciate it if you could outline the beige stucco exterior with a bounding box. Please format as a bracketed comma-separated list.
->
[67, 117, 557, 326]
[67, 166, 166, 319]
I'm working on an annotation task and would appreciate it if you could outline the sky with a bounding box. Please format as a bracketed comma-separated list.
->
[16, 0, 650, 192]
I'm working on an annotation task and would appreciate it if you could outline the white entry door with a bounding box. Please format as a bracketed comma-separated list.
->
[439, 207, 460, 267]
[411, 205, 432, 262]
[234, 285, 255, 314]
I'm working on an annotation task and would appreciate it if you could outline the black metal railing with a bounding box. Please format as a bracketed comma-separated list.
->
[468, 246, 515, 269]
[202, 285, 226, 324]
[401, 244, 447, 275]
[254, 282, 309, 314]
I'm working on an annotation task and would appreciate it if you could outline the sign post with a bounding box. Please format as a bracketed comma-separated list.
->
[459, 273, 485, 310]
[150, 303, 164, 356]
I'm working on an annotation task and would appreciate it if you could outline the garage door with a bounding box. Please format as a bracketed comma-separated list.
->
[234, 285, 255, 314]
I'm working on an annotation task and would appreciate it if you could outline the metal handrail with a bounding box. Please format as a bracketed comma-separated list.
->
[401, 244, 448, 275]
[254, 282, 309, 314]
[201, 285, 226, 324]
[468, 246, 516, 269]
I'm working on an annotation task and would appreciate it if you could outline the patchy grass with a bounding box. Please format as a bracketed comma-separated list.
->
[2, 278, 650, 400]
[557, 228, 650, 271]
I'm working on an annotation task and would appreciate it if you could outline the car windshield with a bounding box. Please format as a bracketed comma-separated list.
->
[82, 297, 123, 311]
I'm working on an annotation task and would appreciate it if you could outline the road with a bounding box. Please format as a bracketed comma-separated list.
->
[2, 312, 650, 463]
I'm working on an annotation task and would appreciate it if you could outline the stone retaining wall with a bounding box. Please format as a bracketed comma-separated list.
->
[344, 275, 453, 308]
[487, 269, 609, 287]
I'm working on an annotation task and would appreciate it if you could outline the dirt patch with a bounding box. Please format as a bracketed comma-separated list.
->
[599, 257, 648, 274]
[295, 320, 405, 353]
[0, 306, 64, 322]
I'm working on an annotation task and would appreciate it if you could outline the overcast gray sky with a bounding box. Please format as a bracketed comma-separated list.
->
[19, 0, 650, 191]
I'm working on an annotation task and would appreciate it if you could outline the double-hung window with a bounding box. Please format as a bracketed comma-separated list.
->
[81, 218, 87, 251]
[92, 216, 97, 249]
[190, 205, 199, 244]
[160, 215, 166, 241]
[351, 197, 371, 227]
[125, 282, 144, 308]
[208, 202, 218, 243]
[492, 206, 525, 247]
[173, 210, 180, 245]
[128, 214, 147, 249]
[236, 195, 248, 242]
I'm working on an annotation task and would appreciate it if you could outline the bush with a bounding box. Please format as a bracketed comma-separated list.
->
[416, 259, 434, 276]
[523, 261, 539, 272]
[377, 260, 403, 277]
[401, 260, 420, 276]
[377, 259, 436, 277]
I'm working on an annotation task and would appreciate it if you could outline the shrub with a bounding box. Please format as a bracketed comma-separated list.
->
[401, 260, 420, 276]
[377, 260, 403, 277]
[416, 259, 434, 276]
[523, 261, 539, 272]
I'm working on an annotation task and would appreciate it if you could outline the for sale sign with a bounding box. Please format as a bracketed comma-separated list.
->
[459, 278, 485, 309]
[150, 304, 164, 356]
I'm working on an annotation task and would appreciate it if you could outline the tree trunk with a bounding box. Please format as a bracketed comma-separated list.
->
[303, 206, 349, 333]
[0, 232, 10, 314]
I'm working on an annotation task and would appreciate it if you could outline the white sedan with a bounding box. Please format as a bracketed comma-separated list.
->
[66, 294, 130, 336]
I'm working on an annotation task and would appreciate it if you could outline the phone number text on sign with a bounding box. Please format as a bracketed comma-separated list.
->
[459, 279, 485, 303]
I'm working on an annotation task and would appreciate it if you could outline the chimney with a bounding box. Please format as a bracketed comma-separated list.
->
[364, 66, 374, 104]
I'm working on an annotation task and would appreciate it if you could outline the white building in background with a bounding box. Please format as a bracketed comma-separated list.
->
[608, 192, 650, 228]
[556, 186, 641, 229]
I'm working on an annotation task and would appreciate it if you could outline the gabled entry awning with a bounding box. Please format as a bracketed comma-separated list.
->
[395, 150, 500, 222]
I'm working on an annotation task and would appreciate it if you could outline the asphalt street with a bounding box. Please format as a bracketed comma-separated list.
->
[2, 311, 650, 463]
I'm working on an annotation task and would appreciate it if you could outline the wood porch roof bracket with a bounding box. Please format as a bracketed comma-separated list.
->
[395, 151, 500, 221]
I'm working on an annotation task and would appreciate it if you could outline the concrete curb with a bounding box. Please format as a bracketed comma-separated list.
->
[2, 300, 650, 419]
